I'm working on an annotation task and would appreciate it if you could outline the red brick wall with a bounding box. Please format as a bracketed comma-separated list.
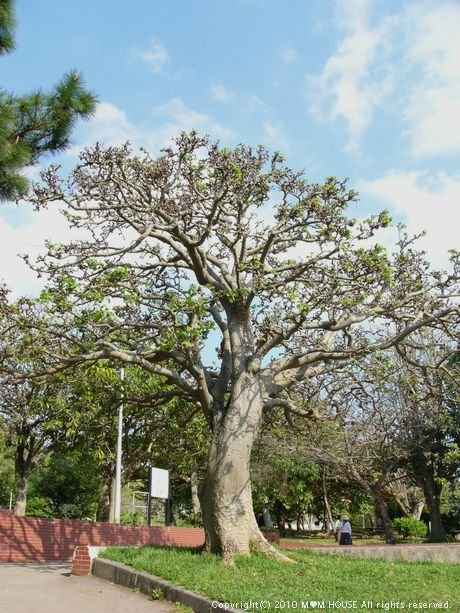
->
[0, 510, 204, 563]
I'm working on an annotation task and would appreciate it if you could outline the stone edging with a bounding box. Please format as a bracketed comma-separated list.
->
[92, 558, 240, 613]
[305, 544, 460, 564]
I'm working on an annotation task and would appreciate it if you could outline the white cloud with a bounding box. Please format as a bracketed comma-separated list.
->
[402, 2, 460, 158]
[64, 101, 142, 160]
[309, 0, 460, 157]
[211, 84, 234, 103]
[132, 38, 170, 74]
[359, 170, 460, 269]
[0, 204, 81, 297]
[83, 101, 138, 145]
[71, 98, 235, 158]
[247, 95, 270, 114]
[149, 97, 236, 146]
[307, 1, 395, 152]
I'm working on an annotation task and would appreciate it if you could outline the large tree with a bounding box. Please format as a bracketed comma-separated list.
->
[0, 0, 96, 200]
[4, 134, 459, 560]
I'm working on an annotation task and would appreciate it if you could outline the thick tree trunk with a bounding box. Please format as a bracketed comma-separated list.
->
[410, 500, 425, 521]
[96, 482, 111, 522]
[393, 484, 425, 520]
[13, 442, 35, 517]
[262, 504, 274, 529]
[322, 468, 335, 534]
[372, 488, 395, 544]
[200, 307, 291, 563]
[13, 472, 29, 517]
[190, 471, 202, 525]
[274, 504, 287, 537]
[201, 370, 269, 560]
[421, 474, 447, 542]
[108, 475, 116, 523]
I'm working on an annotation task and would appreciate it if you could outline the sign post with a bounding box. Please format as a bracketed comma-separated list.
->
[147, 467, 170, 526]
[147, 468, 152, 526]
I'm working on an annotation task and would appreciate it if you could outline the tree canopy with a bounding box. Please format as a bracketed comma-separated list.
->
[1, 133, 459, 559]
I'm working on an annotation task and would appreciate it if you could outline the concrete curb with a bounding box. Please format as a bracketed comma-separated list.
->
[300, 544, 460, 564]
[92, 558, 238, 613]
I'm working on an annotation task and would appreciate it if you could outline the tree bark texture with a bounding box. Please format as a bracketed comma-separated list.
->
[13, 441, 36, 517]
[322, 468, 335, 533]
[108, 475, 116, 524]
[96, 482, 111, 522]
[201, 369, 268, 560]
[420, 473, 447, 542]
[372, 488, 395, 544]
[410, 501, 425, 521]
[393, 485, 425, 520]
[190, 471, 202, 525]
[262, 504, 274, 529]
[13, 472, 29, 517]
[201, 308, 288, 562]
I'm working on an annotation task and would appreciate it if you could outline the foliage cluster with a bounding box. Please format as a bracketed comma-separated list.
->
[0, 125, 458, 555]
[0, 0, 96, 200]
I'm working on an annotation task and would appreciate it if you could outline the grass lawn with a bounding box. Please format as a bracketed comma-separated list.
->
[100, 546, 459, 610]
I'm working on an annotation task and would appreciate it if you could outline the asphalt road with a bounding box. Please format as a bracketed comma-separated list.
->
[0, 562, 176, 613]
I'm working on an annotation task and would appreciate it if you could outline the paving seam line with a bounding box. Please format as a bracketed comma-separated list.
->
[92, 558, 243, 613]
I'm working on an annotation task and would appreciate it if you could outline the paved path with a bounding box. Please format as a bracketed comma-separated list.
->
[0, 562, 176, 613]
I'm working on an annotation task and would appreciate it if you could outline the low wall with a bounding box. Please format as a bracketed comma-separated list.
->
[0, 510, 204, 563]
[282, 541, 460, 564]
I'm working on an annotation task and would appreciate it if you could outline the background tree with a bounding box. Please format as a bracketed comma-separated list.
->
[252, 418, 320, 535]
[298, 355, 419, 544]
[303, 340, 460, 542]
[253, 413, 383, 536]
[3, 134, 459, 560]
[60, 360, 209, 523]
[143, 396, 209, 525]
[0, 430, 15, 509]
[0, 370, 84, 516]
[0, 0, 96, 200]
[387, 475, 425, 521]
[395, 337, 460, 541]
[26, 448, 100, 520]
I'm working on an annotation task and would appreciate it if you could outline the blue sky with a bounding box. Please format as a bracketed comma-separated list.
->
[1, 0, 459, 295]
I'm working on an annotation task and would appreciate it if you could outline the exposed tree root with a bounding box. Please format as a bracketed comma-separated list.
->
[203, 530, 295, 565]
[251, 532, 296, 563]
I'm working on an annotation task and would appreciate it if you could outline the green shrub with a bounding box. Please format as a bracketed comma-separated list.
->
[393, 517, 427, 540]
[26, 496, 55, 519]
[120, 510, 146, 525]
[58, 503, 82, 520]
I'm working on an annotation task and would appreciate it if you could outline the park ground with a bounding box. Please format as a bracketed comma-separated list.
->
[101, 546, 460, 610]
[0, 562, 174, 613]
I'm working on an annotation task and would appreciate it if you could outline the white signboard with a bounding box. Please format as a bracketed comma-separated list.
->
[149, 467, 169, 499]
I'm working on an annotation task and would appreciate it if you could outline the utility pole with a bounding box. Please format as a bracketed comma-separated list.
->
[114, 367, 124, 523]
